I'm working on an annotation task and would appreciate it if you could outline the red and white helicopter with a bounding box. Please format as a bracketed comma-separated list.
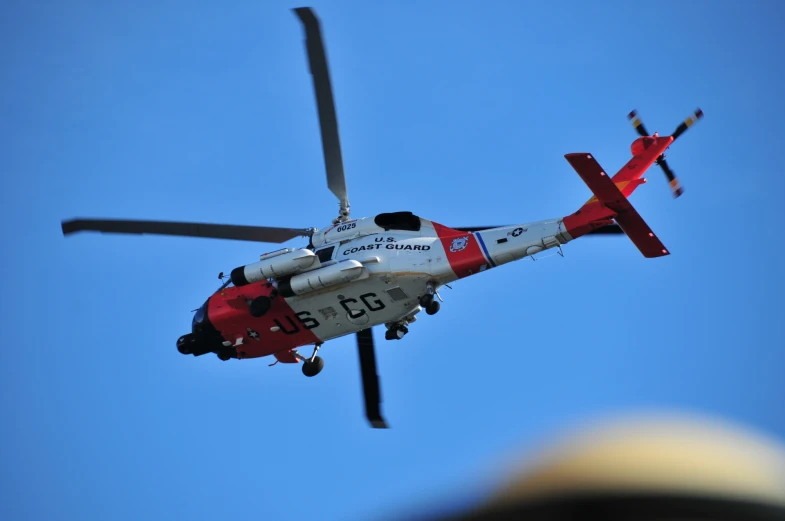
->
[61, 7, 703, 428]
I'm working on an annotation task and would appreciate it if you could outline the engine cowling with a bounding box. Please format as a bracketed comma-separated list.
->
[277, 260, 368, 297]
[231, 248, 319, 286]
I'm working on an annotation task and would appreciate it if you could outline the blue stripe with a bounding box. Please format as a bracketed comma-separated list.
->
[474, 232, 497, 268]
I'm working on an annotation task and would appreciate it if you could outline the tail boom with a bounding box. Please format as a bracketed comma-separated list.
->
[614, 135, 674, 185]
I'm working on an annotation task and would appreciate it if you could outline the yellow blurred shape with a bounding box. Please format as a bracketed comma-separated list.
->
[486, 413, 785, 509]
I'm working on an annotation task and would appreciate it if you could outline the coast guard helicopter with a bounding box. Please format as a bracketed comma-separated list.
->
[61, 7, 703, 428]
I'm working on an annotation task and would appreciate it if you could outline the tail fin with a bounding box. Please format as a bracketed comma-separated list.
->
[563, 136, 673, 258]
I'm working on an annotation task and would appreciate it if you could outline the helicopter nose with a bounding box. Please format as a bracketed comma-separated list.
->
[191, 299, 210, 332]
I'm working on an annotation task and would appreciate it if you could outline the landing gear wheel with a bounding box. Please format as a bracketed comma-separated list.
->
[249, 296, 272, 317]
[425, 300, 440, 315]
[419, 294, 434, 308]
[385, 325, 408, 340]
[302, 356, 324, 377]
[217, 349, 233, 361]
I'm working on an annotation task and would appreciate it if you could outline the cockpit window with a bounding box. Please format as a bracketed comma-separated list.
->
[193, 300, 208, 325]
[374, 211, 421, 231]
[316, 246, 335, 263]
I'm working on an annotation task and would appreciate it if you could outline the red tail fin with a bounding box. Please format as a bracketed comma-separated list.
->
[562, 136, 674, 258]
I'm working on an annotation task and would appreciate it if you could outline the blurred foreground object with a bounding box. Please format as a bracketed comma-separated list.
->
[432, 413, 785, 521]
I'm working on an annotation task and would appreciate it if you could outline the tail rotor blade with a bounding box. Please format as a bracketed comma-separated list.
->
[293, 7, 350, 221]
[628, 109, 651, 137]
[657, 158, 684, 198]
[628, 108, 701, 198]
[356, 328, 388, 428]
[671, 108, 704, 141]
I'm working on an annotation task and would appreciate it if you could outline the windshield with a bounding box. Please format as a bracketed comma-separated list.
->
[192, 300, 208, 325]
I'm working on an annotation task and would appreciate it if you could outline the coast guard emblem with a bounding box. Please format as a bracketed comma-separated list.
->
[449, 236, 469, 252]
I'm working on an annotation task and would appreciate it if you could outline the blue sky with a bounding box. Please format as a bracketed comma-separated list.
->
[2, 1, 784, 519]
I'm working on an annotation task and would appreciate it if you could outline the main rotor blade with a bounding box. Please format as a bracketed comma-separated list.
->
[293, 7, 349, 218]
[356, 328, 388, 428]
[61, 219, 311, 243]
[585, 223, 624, 234]
[454, 224, 625, 235]
[453, 226, 503, 232]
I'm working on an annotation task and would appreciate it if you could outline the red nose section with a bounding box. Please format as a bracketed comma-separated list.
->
[207, 282, 320, 359]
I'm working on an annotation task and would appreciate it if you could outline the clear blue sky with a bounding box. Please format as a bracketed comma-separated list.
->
[2, 1, 784, 520]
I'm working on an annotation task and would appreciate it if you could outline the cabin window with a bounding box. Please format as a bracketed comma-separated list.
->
[374, 211, 421, 232]
[315, 246, 335, 263]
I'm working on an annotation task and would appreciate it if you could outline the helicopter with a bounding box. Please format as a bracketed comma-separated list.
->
[61, 7, 703, 428]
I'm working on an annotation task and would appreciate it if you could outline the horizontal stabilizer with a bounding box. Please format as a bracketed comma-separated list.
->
[564, 153, 669, 258]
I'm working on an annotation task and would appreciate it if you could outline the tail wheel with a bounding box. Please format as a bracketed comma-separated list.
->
[302, 356, 325, 377]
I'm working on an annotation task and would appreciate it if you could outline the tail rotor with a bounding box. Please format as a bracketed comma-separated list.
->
[627, 108, 703, 198]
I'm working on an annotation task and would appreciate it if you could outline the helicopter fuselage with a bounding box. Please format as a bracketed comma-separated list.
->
[177, 212, 571, 362]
